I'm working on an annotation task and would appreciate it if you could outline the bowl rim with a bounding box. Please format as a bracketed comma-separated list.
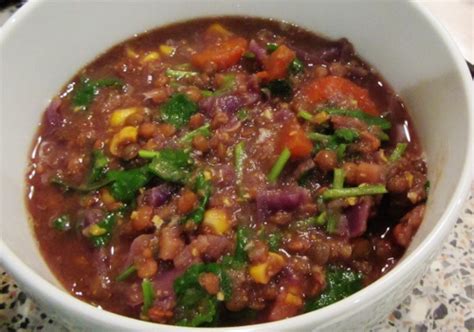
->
[1, 0, 473, 330]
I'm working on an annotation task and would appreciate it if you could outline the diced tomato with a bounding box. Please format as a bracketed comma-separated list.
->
[279, 122, 313, 159]
[303, 76, 379, 116]
[191, 37, 248, 71]
[264, 45, 296, 80]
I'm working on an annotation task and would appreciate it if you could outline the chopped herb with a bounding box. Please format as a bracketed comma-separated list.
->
[424, 180, 431, 192]
[298, 110, 314, 121]
[138, 149, 159, 159]
[266, 43, 279, 53]
[389, 143, 408, 162]
[322, 184, 387, 200]
[179, 123, 211, 144]
[89, 150, 109, 183]
[107, 167, 151, 202]
[236, 108, 249, 121]
[267, 232, 282, 252]
[52, 214, 71, 231]
[165, 68, 199, 80]
[334, 128, 359, 143]
[186, 172, 212, 224]
[333, 168, 345, 189]
[290, 58, 304, 75]
[308, 132, 332, 143]
[213, 74, 236, 96]
[160, 93, 198, 128]
[148, 149, 193, 184]
[321, 108, 391, 130]
[235, 227, 250, 263]
[141, 279, 155, 315]
[305, 267, 363, 312]
[234, 142, 246, 186]
[72, 77, 123, 110]
[51, 176, 112, 193]
[116, 265, 137, 282]
[266, 79, 292, 99]
[268, 148, 291, 183]
[88, 213, 116, 247]
[201, 90, 213, 97]
[243, 51, 256, 59]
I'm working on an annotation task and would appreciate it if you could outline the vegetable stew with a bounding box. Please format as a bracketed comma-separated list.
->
[26, 17, 428, 326]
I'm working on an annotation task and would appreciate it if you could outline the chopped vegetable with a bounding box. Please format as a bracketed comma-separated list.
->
[322, 184, 387, 200]
[89, 150, 109, 184]
[334, 128, 359, 142]
[165, 68, 199, 80]
[109, 126, 138, 156]
[186, 172, 212, 224]
[72, 77, 123, 110]
[109, 107, 139, 127]
[51, 176, 112, 193]
[264, 45, 296, 80]
[52, 214, 71, 231]
[267, 232, 282, 252]
[116, 265, 137, 282]
[266, 43, 279, 53]
[336, 144, 347, 161]
[159, 44, 176, 57]
[179, 123, 211, 144]
[266, 79, 292, 99]
[236, 108, 249, 121]
[268, 148, 291, 183]
[160, 94, 198, 128]
[107, 167, 151, 202]
[243, 51, 256, 59]
[203, 208, 231, 235]
[86, 213, 116, 247]
[234, 227, 250, 263]
[289, 58, 304, 75]
[191, 37, 248, 71]
[141, 279, 155, 315]
[297, 110, 313, 121]
[389, 143, 408, 162]
[326, 212, 338, 234]
[308, 132, 332, 143]
[234, 142, 246, 185]
[321, 108, 391, 130]
[214, 73, 236, 96]
[279, 123, 313, 159]
[148, 149, 193, 183]
[249, 252, 285, 284]
[315, 211, 327, 226]
[333, 168, 345, 189]
[305, 267, 363, 311]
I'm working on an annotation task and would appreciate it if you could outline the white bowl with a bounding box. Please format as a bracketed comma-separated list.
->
[0, 0, 472, 331]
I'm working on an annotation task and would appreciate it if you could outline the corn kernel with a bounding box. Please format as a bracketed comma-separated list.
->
[207, 23, 233, 38]
[216, 291, 225, 301]
[346, 196, 358, 206]
[140, 51, 161, 64]
[285, 293, 303, 306]
[203, 208, 230, 235]
[203, 170, 212, 181]
[313, 111, 329, 124]
[249, 262, 269, 284]
[87, 224, 106, 237]
[151, 215, 164, 230]
[407, 191, 418, 203]
[379, 149, 388, 163]
[125, 46, 140, 59]
[159, 44, 176, 57]
[109, 126, 138, 156]
[404, 171, 414, 187]
[110, 107, 140, 127]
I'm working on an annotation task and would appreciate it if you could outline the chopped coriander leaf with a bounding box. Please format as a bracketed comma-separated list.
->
[52, 214, 71, 231]
[322, 184, 387, 200]
[186, 172, 212, 224]
[160, 93, 198, 128]
[268, 148, 291, 183]
[424, 180, 431, 192]
[89, 150, 108, 183]
[214, 74, 236, 96]
[237, 108, 249, 121]
[148, 149, 193, 184]
[290, 58, 304, 74]
[305, 267, 363, 312]
[266, 43, 279, 53]
[321, 108, 391, 130]
[107, 166, 151, 202]
[267, 232, 283, 252]
[266, 79, 292, 99]
[87, 213, 116, 247]
[165, 68, 199, 80]
[51, 176, 112, 193]
[179, 123, 211, 144]
[141, 279, 155, 315]
[72, 77, 123, 109]
[235, 227, 250, 263]
[389, 143, 408, 162]
[116, 265, 137, 282]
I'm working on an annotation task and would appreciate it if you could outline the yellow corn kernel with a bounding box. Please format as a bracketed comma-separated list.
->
[159, 44, 176, 57]
[109, 126, 138, 156]
[404, 171, 414, 187]
[346, 196, 358, 206]
[203, 170, 212, 181]
[407, 191, 418, 204]
[203, 208, 230, 235]
[207, 23, 233, 38]
[109, 107, 140, 127]
[87, 224, 106, 237]
[313, 111, 329, 124]
[151, 215, 164, 230]
[285, 293, 303, 306]
[140, 51, 161, 64]
[249, 262, 269, 284]
[216, 291, 225, 301]
[100, 188, 116, 205]
[379, 149, 388, 163]
[125, 46, 140, 59]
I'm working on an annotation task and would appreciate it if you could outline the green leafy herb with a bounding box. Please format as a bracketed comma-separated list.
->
[236, 108, 249, 121]
[305, 267, 363, 312]
[107, 167, 151, 202]
[268, 148, 291, 183]
[165, 68, 199, 80]
[160, 94, 198, 128]
[290, 58, 304, 75]
[179, 124, 211, 144]
[186, 172, 212, 224]
[116, 265, 137, 282]
[267, 232, 283, 252]
[89, 150, 109, 183]
[235, 227, 250, 263]
[321, 108, 391, 130]
[234, 142, 246, 185]
[72, 77, 123, 109]
[266, 43, 279, 53]
[148, 149, 193, 184]
[52, 214, 71, 231]
[51, 176, 112, 193]
[308, 132, 332, 143]
[266, 79, 292, 99]
[334, 128, 360, 143]
[215, 74, 236, 96]
[389, 143, 408, 162]
[141, 279, 155, 315]
[322, 184, 387, 200]
[424, 180, 431, 192]
[88, 213, 116, 247]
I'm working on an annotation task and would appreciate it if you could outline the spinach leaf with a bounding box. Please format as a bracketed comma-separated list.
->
[107, 166, 151, 202]
[305, 267, 363, 312]
[266, 79, 292, 100]
[89, 149, 109, 183]
[160, 94, 197, 128]
[185, 172, 211, 224]
[148, 149, 193, 183]
[73, 77, 123, 109]
[88, 213, 117, 247]
[290, 58, 304, 75]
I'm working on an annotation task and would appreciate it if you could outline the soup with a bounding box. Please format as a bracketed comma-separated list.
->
[26, 17, 428, 326]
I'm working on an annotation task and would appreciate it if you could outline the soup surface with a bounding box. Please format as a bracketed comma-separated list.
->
[26, 17, 428, 326]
